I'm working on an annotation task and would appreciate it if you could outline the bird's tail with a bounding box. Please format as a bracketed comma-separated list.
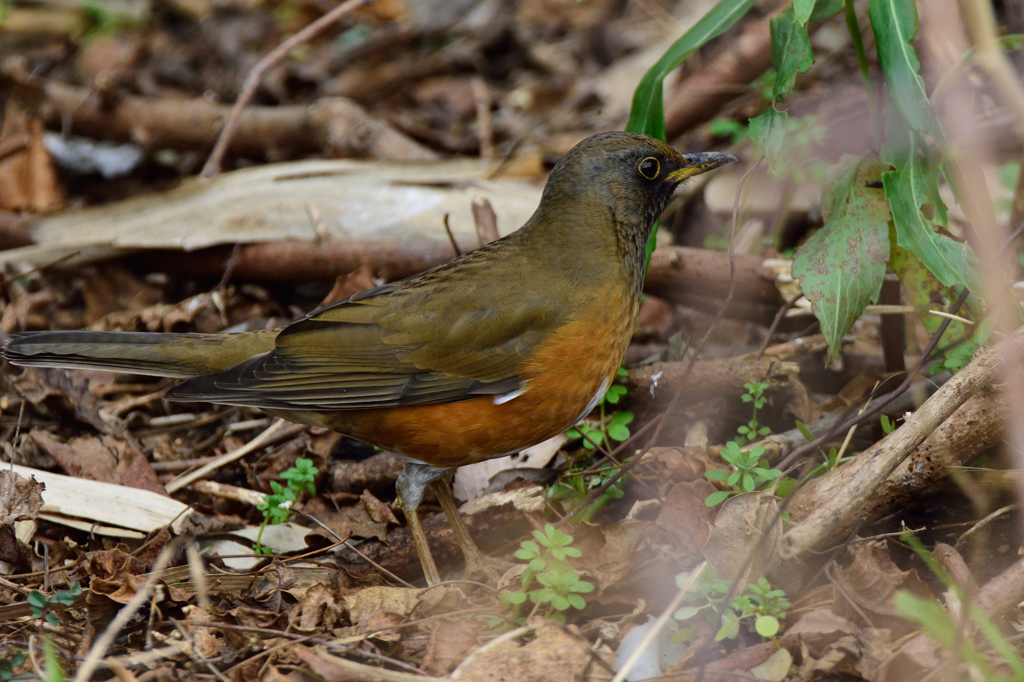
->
[2, 329, 279, 378]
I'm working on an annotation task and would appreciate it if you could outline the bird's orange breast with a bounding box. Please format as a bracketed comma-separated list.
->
[309, 280, 639, 468]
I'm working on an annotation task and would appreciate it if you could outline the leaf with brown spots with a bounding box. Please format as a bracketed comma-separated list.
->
[793, 154, 892, 358]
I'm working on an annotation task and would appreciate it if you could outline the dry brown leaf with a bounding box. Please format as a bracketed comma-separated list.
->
[30, 430, 166, 495]
[81, 265, 163, 325]
[0, 101, 62, 212]
[185, 607, 226, 659]
[876, 633, 942, 682]
[0, 469, 44, 525]
[655, 480, 716, 553]
[573, 519, 652, 592]
[343, 586, 424, 625]
[783, 609, 856, 658]
[13, 369, 107, 432]
[702, 492, 782, 586]
[453, 621, 590, 682]
[291, 582, 342, 633]
[318, 264, 378, 307]
[308, 490, 396, 543]
[422, 615, 480, 674]
[832, 541, 933, 635]
[85, 547, 148, 583]
[358, 609, 406, 642]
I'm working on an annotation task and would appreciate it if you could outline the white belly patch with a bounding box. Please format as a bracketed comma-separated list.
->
[574, 377, 610, 424]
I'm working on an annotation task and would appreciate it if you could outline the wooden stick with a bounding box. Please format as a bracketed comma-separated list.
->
[165, 419, 292, 494]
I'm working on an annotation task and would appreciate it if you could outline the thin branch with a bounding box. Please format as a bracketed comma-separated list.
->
[201, 0, 371, 177]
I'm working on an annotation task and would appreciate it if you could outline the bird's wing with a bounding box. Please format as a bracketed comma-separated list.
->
[171, 253, 565, 410]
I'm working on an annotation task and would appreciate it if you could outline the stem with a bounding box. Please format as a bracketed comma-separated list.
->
[844, 0, 879, 146]
[254, 515, 270, 554]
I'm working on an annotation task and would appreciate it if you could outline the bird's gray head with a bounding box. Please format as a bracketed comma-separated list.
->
[543, 132, 735, 232]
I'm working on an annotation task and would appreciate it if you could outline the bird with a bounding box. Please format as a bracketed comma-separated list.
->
[3, 132, 734, 584]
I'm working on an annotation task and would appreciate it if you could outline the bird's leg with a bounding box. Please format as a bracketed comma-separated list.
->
[430, 480, 514, 584]
[403, 506, 441, 586]
[396, 463, 450, 586]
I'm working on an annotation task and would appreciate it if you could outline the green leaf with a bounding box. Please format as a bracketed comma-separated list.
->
[674, 606, 702, 621]
[770, 8, 814, 101]
[504, 591, 527, 605]
[607, 424, 631, 442]
[705, 469, 729, 482]
[626, 0, 759, 139]
[894, 592, 958, 645]
[793, 155, 891, 358]
[749, 107, 788, 171]
[706, 490, 733, 506]
[571, 580, 594, 593]
[775, 477, 797, 497]
[793, 0, 818, 25]
[609, 411, 634, 428]
[869, 0, 938, 137]
[755, 614, 781, 637]
[809, 0, 844, 21]
[715, 609, 741, 640]
[888, 231, 976, 344]
[880, 137, 976, 290]
[28, 591, 47, 608]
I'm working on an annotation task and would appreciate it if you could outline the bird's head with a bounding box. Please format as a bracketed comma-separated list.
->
[542, 132, 735, 233]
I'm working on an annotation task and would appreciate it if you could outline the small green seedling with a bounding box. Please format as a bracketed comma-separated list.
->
[0, 651, 25, 680]
[254, 458, 318, 555]
[499, 524, 593, 626]
[672, 566, 731, 643]
[880, 414, 896, 435]
[795, 420, 852, 479]
[673, 568, 789, 642]
[730, 577, 791, 638]
[547, 454, 631, 524]
[705, 442, 782, 506]
[736, 381, 771, 443]
[28, 583, 81, 626]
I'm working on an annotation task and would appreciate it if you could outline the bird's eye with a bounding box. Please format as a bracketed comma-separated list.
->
[637, 157, 660, 180]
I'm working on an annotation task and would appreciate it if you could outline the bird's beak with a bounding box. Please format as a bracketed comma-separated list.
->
[667, 152, 736, 182]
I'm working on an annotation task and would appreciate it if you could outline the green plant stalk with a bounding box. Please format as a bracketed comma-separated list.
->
[576, 488, 617, 524]
[254, 514, 272, 555]
[902, 531, 1024, 676]
[844, 0, 879, 146]
[626, 0, 759, 273]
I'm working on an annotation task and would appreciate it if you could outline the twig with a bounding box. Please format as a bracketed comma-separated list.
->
[959, 0, 1024, 135]
[165, 418, 292, 494]
[0, 135, 29, 163]
[777, 287, 970, 471]
[471, 197, 499, 246]
[754, 294, 802, 361]
[610, 561, 706, 682]
[780, 324, 1024, 559]
[314, 646, 446, 682]
[200, 0, 371, 177]
[289, 508, 414, 588]
[443, 213, 462, 257]
[471, 76, 494, 160]
[450, 624, 538, 680]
